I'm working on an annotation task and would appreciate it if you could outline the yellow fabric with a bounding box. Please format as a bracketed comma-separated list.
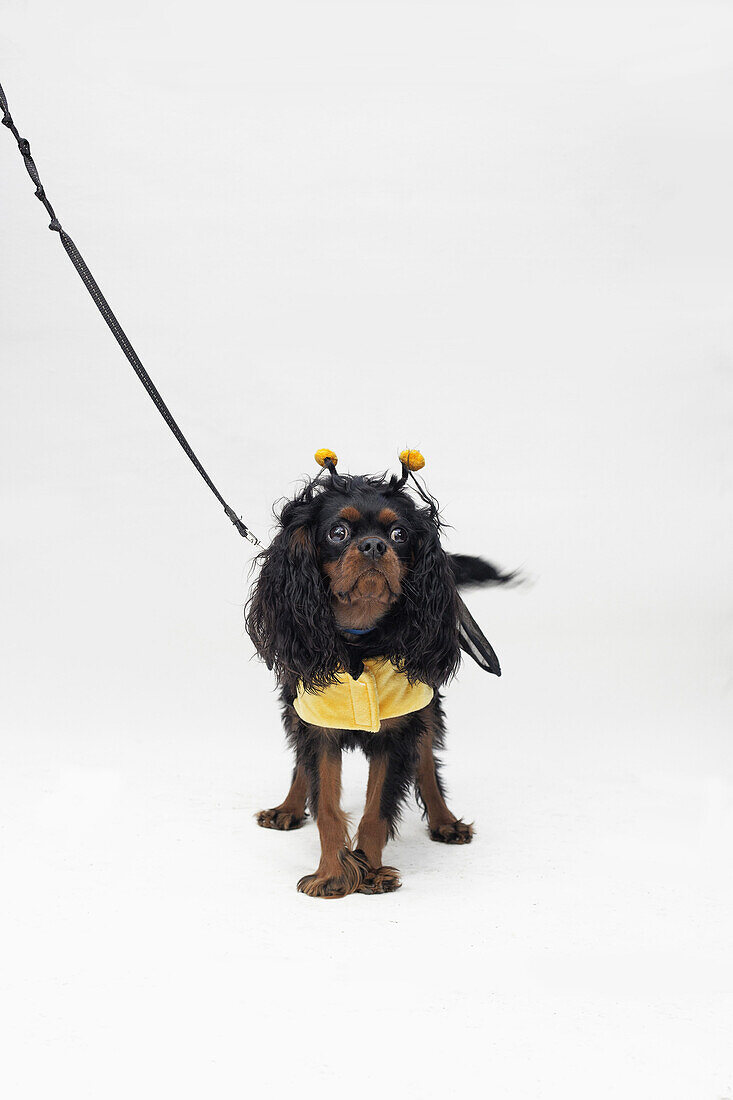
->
[294, 658, 434, 732]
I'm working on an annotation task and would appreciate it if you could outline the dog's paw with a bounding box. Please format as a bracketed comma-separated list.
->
[429, 819, 474, 844]
[357, 865, 402, 895]
[256, 807, 307, 831]
[296, 848, 369, 899]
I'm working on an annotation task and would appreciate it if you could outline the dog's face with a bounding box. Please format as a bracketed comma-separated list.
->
[246, 474, 460, 691]
[317, 491, 413, 630]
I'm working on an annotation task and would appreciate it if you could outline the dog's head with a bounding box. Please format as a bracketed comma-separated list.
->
[245, 465, 460, 692]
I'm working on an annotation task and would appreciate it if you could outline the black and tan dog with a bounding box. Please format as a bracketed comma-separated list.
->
[246, 449, 514, 898]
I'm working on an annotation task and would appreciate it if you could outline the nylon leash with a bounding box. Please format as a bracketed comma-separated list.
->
[0, 80, 261, 547]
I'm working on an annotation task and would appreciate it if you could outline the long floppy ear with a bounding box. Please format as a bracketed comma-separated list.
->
[386, 521, 461, 687]
[245, 523, 345, 691]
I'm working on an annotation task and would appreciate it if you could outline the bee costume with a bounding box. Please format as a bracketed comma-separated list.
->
[293, 448, 501, 732]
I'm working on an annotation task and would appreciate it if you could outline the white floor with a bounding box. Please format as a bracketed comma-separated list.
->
[2, 602, 731, 1098]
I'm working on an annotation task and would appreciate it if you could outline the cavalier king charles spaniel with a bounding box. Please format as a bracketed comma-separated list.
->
[246, 451, 514, 898]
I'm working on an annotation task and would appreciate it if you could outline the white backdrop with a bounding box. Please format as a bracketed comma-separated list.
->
[1, 2, 731, 1097]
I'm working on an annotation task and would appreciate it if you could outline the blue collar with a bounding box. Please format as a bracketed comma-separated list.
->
[341, 627, 375, 636]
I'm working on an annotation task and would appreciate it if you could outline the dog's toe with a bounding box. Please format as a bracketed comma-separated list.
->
[429, 819, 474, 844]
[357, 865, 402, 894]
[256, 808, 307, 830]
[297, 848, 368, 899]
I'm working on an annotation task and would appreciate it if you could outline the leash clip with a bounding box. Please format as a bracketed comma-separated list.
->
[224, 504, 261, 546]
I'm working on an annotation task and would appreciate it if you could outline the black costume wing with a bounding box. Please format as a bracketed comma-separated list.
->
[457, 594, 501, 676]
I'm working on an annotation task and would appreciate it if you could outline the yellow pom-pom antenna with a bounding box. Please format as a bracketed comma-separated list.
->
[399, 448, 425, 472]
[315, 448, 338, 468]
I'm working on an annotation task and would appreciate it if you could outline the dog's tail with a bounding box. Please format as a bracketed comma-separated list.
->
[448, 553, 520, 590]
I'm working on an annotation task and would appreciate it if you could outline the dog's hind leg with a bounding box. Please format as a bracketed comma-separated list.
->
[415, 700, 474, 845]
[256, 761, 309, 831]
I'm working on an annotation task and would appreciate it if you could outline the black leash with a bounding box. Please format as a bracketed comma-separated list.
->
[0, 80, 261, 547]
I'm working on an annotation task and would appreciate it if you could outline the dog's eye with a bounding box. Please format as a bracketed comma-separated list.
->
[328, 523, 350, 543]
[390, 526, 408, 543]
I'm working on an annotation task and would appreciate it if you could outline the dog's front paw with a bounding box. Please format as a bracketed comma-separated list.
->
[429, 819, 474, 844]
[256, 807, 307, 831]
[357, 865, 402, 894]
[297, 848, 369, 899]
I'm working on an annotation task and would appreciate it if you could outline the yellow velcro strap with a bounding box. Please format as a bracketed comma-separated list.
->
[293, 659, 434, 732]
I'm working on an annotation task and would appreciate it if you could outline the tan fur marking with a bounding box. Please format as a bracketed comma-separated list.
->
[331, 596, 390, 631]
[290, 526, 311, 551]
[339, 506, 362, 523]
[325, 540, 405, 630]
[416, 712, 474, 843]
[256, 763, 308, 830]
[317, 751, 350, 860]
[416, 712, 457, 831]
[297, 751, 368, 898]
[355, 755, 389, 868]
[378, 507, 398, 526]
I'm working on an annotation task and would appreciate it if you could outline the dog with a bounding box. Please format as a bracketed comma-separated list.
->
[245, 450, 514, 898]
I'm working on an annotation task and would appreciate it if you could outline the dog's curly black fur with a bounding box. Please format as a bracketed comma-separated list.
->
[246, 472, 462, 692]
[245, 468, 514, 898]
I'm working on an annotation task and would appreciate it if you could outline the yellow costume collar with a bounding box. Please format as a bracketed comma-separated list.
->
[294, 659, 433, 733]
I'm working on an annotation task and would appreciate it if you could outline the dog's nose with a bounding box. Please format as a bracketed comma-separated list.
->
[358, 536, 387, 559]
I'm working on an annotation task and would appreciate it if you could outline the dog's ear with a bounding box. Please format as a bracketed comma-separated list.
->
[245, 519, 345, 691]
[386, 519, 461, 687]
